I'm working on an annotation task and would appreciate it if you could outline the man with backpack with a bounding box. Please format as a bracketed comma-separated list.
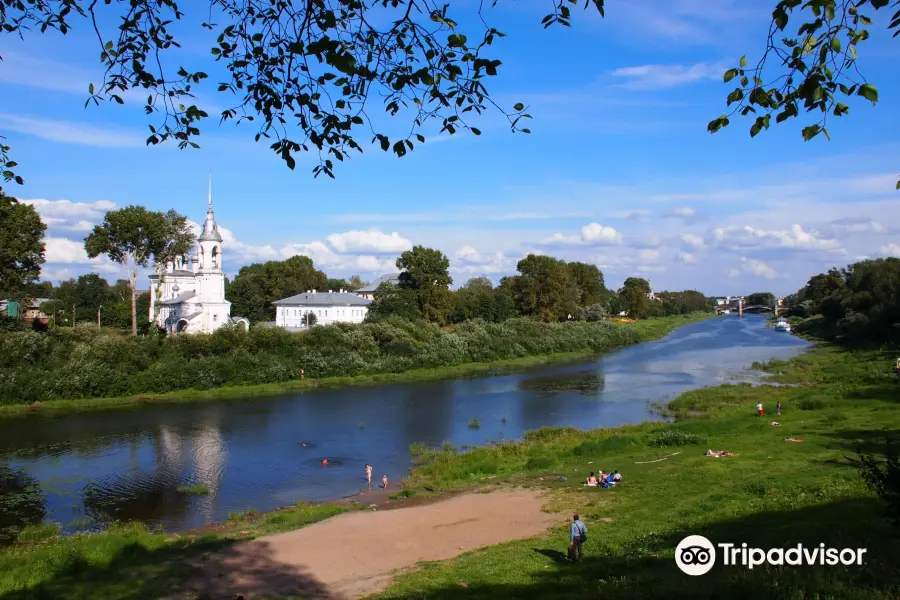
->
[569, 514, 587, 563]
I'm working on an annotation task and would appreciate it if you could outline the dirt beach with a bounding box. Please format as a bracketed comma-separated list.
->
[183, 488, 559, 599]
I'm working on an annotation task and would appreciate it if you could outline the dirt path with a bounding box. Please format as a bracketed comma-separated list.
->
[183, 489, 559, 599]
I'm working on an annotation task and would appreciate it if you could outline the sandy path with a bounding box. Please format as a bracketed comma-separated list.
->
[184, 489, 558, 599]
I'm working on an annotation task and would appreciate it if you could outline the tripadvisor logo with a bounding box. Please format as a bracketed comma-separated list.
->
[675, 535, 868, 576]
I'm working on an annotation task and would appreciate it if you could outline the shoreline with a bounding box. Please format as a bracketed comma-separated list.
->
[11, 322, 890, 600]
[0, 313, 714, 419]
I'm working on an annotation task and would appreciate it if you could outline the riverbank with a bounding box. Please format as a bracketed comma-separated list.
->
[0, 313, 712, 418]
[2, 333, 898, 599]
[377, 342, 900, 599]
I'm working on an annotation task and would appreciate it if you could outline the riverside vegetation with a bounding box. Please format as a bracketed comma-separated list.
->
[0, 313, 707, 411]
[2, 327, 898, 599]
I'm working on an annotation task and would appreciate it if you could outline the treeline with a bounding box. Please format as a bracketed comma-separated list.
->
[365, 250, 715, 324]
[783, 257, 900, 342]
[0, 318, 644, 405]
[1, 275, 150, 332]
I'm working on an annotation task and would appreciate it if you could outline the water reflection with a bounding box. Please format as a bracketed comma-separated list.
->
[0, 463, 46, 544]
[519, 370, 605, 396]
[0, 315, 809, 534]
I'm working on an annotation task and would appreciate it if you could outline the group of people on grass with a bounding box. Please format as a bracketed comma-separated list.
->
[583, 470, 620, 488]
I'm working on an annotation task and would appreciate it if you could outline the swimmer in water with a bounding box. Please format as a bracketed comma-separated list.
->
[322, 459, 328, 466]
[365, 464, 373, 489]
[382, 474, 388, 489]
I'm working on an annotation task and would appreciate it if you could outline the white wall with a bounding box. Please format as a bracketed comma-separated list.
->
[276, 305, 369, 327]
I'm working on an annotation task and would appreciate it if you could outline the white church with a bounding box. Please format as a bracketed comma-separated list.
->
[148, 183, 249, 334]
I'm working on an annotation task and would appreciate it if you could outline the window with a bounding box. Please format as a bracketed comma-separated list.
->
[213, 314, 218, 322]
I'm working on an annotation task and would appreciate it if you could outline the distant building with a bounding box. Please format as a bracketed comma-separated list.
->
[354, 273, 400, 301]
[273, 290, 371, 328]
[1, 298, 52, 323]
[148, 179, 249, 335]
[713, 297, 729, 306]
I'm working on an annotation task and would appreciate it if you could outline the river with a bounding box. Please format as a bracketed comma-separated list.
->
[0, 315, 808, 537]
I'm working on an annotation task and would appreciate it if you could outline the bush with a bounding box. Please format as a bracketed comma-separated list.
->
[798, 396, 829, 411]
[646, 429, 706, 448]
[0, 317, 646, 405]
[524, 456, 556, 470]
[858, 439, 900, 527]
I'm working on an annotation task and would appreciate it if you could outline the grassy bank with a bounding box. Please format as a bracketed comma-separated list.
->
[376, 342, 900, 599]
[0, 501, 352, 599]
[0, 313, 711, 417]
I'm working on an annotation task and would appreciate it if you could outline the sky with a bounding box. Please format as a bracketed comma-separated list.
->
[2, 0, 899, 297]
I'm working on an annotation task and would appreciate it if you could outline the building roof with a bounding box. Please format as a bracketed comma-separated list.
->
[355, 273, 400, 293]
[273, 291, 372, 306]
[161, 291, 197, 305]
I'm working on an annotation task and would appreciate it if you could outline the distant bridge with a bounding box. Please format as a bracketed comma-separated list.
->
[741, 305, 775, 314]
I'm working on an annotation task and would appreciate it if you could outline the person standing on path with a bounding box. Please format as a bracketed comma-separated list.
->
[757, 402, 764, 417]
[776, 401, 782, 416]
[382, 474, 388, 490]
[365, 464, 373, 489]
[569, 514, 587, 563]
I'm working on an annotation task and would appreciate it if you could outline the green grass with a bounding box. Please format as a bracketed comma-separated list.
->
[0, 501, 350, 599]
[376, 342, 900, 599]
[174, 483, 209, 495]
[0, 313, 713, 419]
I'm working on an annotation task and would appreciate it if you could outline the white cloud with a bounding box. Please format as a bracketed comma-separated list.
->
[326, 229, 413, 254]
[0, 113, 143, 148]
[680, 233, 706, 249]
[452, 245, 511, 275]
[677, 252, 696, 264]
[281, 241, 397, 274]
[667, 207, 696, 218]
[880, 243, 900, 257]
[637, 249, 660, 263]
[740, 258, 779, 280]
[543, 222, 623, 246]
[713, 224, 842, 252]
[828, 218, 887, 236]
[44, 237, 95, 264]
[611, 63, 726, 89]
[21, 198, 116, 232]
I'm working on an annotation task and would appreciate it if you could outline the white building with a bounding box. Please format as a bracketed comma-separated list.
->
[148, 182, 249, 334]
[354, 273, 400, 301]
[273, 290, 371, 328]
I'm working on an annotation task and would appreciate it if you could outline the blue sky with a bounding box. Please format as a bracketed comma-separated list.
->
[2, 0, 898, 296]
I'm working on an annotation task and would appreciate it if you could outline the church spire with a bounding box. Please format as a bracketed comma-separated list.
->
[199, 171, 223, 243]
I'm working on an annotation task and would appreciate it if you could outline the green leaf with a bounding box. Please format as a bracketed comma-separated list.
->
[830, 36, 841, 52]
[858, 84, 878, 103]
[471, 127, 481, 136]
[513, 102, 525, 111]
[88, 82, 95, 94]
[773, 7, 789, 30]
[723, 69, 738, 83]
[739, 55, 747, 68]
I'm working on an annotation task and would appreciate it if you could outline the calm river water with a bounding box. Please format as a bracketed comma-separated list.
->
[0, 315, 808, 535]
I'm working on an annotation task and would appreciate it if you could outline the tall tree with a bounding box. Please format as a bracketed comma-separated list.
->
[326, 278, 350, 292]
[618, 277, 652, 319]
[226, 256, 328, 323]
[747, 292, 777, 307]
[347, 275, 367, 291]
[566, 262, 606, 307]
[0, 193, 46, 297]
[84, 206, 194, 335]
[4, 2, 894, 189]
[397, 246, 453, 324]
[509, 254, 578, 322]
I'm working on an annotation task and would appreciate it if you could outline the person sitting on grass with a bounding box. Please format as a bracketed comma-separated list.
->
[612, 470, 622, 483]
[604, 471, 615, 486]
[584, 472, 598, 487]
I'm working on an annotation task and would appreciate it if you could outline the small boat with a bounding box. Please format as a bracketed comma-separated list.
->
[774, 319, 791, 333]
